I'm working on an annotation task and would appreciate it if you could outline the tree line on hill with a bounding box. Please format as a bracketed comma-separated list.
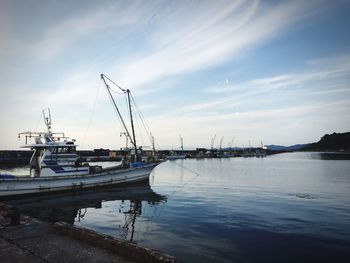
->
[301, 132, 350, 151]
[267, 132, 350, 152]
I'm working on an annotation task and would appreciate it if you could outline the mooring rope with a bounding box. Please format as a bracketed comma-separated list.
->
[146, 161, 201, 224]
[169, 160, 201, 193]
[170, 161, 200, 177]
[143, 162, 200, 230]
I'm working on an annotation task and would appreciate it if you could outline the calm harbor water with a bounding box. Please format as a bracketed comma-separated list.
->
[3, 152, 350, 263]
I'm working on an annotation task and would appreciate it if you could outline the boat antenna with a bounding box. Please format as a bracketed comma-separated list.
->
[43, 108, 52, 136]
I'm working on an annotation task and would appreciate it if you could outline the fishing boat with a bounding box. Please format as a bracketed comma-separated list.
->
[0, 74, 160, 198]
[255, 146, 267, 157]
[167, 152, 186, 160]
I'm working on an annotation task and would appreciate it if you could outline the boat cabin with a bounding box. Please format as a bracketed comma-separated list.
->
[28, 140, 88, 177]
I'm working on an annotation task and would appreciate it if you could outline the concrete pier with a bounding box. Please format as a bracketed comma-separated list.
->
[0, 203, 175, 263]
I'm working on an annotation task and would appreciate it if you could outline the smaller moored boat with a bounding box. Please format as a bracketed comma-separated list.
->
[167, 151, 186, 160]
[167, 135, 186, 160]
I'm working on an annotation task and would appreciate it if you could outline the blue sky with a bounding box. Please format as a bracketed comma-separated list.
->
[1, 0, 350, 150]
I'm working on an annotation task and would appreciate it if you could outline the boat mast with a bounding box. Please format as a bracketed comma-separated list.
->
[100, 74, 135, 147]
[151, 133, 155, 156]
[126, 89, 138, 158]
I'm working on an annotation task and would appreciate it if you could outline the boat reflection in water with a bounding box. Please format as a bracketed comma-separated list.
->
[6, 182, 166, 242]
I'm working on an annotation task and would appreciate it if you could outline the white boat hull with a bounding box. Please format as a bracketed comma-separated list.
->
[0, 164, 158, 197]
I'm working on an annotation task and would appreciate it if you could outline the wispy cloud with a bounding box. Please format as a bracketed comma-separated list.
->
[8, 0, 320, 88]
[115, 0, 322, 89]
[2, 0, 325, 87]
[31, 1, 156, 61]
[193, 54, 350, 114]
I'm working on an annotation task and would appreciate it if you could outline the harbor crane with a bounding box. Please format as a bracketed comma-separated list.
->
[211, 134, 216, 150]
[179, 135, 184, 151]
[219, 136, 224, 151]
[228, 137, 235, 148]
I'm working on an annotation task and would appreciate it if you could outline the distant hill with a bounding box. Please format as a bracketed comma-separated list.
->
[302, 132, 350, 151]
[266, 144, 307, 151]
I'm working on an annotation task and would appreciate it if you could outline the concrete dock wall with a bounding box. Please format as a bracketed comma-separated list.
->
[54, 222, 176, 263]
[0, 203, 176, 263]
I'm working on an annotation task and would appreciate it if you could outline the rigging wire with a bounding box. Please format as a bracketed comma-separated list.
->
[82, 81, 101, 148]
[101, 74, 136, 149]
[107, 87, 130, 140]
[168, 161, 201, 197]
[123, 91, 129, 122]
[171, 161, 200, 177]
[127, 93, 146, 147]
[130, 94, 153, 145]
[130, 94, 152, 133]
[101, 74, 135, 147]
[146, 161, 201, 223]
[102, 74, 126, 92]
[101, 74, 155, 149]
[134, 109, 145, 146]
[122, 91, 133, 146]
[34, 111, 43, 132]
[110, 88, 125, 95]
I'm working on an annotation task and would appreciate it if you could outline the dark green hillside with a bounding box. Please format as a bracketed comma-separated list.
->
[302, 132, 350, 151]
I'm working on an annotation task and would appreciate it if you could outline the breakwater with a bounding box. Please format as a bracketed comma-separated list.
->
[0, 148, 278, 166]
[0, 150, 121, 166]
[0, 150, 32, 166]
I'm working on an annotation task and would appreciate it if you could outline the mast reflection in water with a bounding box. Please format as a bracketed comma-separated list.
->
[7, 182, 167, 242]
